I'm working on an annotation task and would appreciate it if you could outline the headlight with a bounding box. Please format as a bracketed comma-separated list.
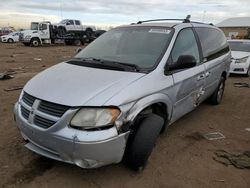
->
[25, 35, 31, 39]
[235, 57, 248, 63]
[70, 108, 120, 129]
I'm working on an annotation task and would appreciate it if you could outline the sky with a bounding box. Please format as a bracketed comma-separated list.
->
[0, 0, 250, 30]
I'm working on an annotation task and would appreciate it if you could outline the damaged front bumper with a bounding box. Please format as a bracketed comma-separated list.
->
[14, 102, 130, 168]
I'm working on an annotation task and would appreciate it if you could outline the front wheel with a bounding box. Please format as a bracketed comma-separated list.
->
[8, 38, 14, 43]
[124, 114, 164, 170]
[209, 76, 226, 105]
[31, 38, 40, 47]
[246, 67, 250, 77]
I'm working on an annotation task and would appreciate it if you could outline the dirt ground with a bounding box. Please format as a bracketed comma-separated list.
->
[0, 43, 249, 188]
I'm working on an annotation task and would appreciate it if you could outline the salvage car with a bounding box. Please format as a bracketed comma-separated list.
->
[14, 17, 231, 170]
[0, 32, 20, 43]
[228, 40, 250, 77]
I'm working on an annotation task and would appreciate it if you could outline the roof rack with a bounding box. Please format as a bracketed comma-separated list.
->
[135, 15, 214, 26]
[136, 15, 191, 24]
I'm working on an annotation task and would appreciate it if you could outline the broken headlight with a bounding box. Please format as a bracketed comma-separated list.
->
[235, 57, 248, 63]
[70, 108, 120, 129]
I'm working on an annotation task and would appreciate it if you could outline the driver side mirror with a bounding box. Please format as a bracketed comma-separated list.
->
[167, 55, 197, 72]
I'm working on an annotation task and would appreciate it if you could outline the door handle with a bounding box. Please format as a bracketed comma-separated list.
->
[197, 74, 205, 81]
[205, 71, 211, 77]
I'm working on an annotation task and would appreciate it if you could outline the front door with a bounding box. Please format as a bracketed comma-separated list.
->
[168, 28, 206, 123]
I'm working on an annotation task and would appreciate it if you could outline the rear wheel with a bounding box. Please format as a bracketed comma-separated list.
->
[124, 114, 164, 170]
[31, 38, 40, 47]
[8, 38, 14, 43]
[73, 39, 81, 46]
[209, 76, 225, 105]
[58, 27, 66, 36]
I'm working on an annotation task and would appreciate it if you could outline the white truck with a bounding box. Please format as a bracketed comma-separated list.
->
[20, 20, 96, 47]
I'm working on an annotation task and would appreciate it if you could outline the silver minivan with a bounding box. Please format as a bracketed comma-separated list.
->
[14, 17, 231, 170]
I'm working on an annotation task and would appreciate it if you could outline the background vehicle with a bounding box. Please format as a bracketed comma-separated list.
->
[0, 28, 12, 37]
[56, 19, 96, 36]
[14, 17, 231, 171]
[0, 32, 20, 43]
[19, 20, 97, 47]
[228, 40, 250, 76]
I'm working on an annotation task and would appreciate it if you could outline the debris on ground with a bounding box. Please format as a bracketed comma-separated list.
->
[62, 56, 71, 59]
[185, 132, 204, 140]
[214, 179, 225, 183]
[204, 132, 225, 140]
[33, 58, 42, 61]
[245, 128, 250, 132]
[6, 59, 16, 63]
[4, 86, 23, 91]
[214, 150, 250, 169]
[0, 72, 14, 80]
[234, 83, 249, 88]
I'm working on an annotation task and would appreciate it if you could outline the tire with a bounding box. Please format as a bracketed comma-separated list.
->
[209, 76, 226, 105]
[73, 39, 81, 46]
[58, 27, 66, 37]
[8, 38, 14, 43]
[31, 38, 40, 47]
[246, 67, 250, 77]
[124, 114, 164, 170]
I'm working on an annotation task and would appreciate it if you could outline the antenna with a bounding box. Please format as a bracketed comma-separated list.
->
[183, 15, 191, 23]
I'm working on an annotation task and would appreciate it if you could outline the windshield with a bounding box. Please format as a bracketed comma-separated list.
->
[31, 23, 38, 30]
[59, 20, 68, 24]
[75, 26, 173, 70]
[229, 41, 250, 52]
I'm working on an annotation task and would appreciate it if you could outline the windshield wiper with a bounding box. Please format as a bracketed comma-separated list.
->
[75, 57, 140, 72]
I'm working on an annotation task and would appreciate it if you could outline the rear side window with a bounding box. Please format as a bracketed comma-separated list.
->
[75, 20, 80, 25]
[195, 27, 229, 61]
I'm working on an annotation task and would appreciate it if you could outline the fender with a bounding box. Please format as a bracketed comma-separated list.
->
[125, 93, 173, 123]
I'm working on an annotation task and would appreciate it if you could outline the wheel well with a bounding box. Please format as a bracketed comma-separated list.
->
[222, 71, 227, 79]
[31, 37, 40, 42]
[131, 103, 168, 133]
[86, 27, 93, 32]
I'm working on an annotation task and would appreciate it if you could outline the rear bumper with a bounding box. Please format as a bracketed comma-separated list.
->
[14, 102, 130, 168]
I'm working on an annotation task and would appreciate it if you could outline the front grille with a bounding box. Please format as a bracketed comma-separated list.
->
[38, 101, 69, 117]
[20, 92, 70, 129]
[22, 92, 36, 106]
[21, 106, 30, 120]
[34, 115, 56, 129]
[234, 68, 244, 72]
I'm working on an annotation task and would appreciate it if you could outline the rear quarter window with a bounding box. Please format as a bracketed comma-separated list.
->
[195, 27, 229, 61]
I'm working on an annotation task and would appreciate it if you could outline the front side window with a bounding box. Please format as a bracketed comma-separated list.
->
[171, 28, 200, 64]
[39, 24, 47, 30]
[74, 27, 173, 71]
[67, 20, 74, 25]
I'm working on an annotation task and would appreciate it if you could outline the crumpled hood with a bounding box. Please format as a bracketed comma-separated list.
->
[231, 51, 250, 59]
[24, 62, 145, 106]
